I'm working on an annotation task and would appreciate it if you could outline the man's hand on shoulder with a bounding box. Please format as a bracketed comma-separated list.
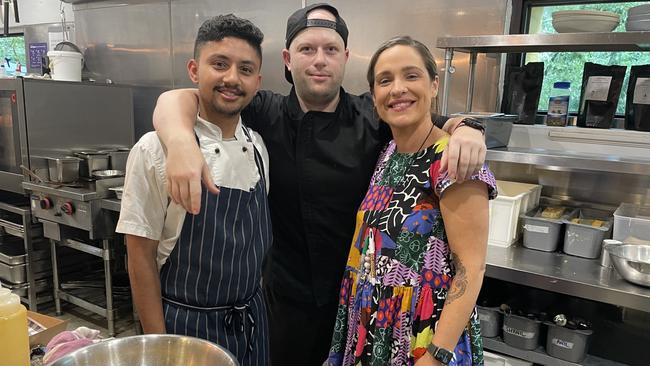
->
[440, 116, 487, 182]
[165, 134, 219, 214]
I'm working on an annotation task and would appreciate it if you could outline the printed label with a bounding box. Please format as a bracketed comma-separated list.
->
[584, 76, 612, 102]
[551, 338, 575, 349]
[479, 312, 493, 323]
[503, 325, 535, 339]
[28, 43, 48, 69]
[524, 225, 549, 234]
[548, 96, 569, 115]
[633, 78, 650, 105]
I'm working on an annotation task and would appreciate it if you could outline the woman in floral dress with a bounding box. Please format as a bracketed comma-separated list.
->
[326, 36, 497, 366]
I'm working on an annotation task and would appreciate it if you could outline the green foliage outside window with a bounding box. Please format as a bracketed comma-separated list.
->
[526, 2, 650, 115]
[0, 35, 26, 73]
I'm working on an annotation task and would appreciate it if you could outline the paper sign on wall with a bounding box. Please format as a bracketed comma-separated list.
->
[28, 43, 48, 69]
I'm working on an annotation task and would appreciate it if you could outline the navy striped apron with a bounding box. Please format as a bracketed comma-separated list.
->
[159, 127, 272, 366]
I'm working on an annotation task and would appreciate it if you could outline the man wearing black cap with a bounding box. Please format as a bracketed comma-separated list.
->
[153, 4, 487, 365]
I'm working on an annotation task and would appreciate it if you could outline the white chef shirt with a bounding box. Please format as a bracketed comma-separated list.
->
[116, 116, 270, 268]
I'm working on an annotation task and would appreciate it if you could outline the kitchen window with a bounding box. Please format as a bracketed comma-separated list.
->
[0, 34, 26, 75]
[524, 1, 650, 115]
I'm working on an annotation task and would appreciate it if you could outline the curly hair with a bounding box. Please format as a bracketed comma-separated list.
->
[193, 14, 264, 62]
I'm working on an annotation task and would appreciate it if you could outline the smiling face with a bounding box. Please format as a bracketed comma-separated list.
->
[283, 9, 349, 108]
[371, 44, 439, 130]
[188, 36, 261, 121]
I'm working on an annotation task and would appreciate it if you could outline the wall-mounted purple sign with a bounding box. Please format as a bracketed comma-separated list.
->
[28, 43, 48, 69]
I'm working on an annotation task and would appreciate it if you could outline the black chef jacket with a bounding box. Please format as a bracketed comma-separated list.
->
[241, 87, 448, 306]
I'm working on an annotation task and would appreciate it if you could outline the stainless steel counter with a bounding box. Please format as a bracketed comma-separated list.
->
[100, 199, 121, 212]
[436, 31, 650, 53]
[486, 147, 650, 175]
[486, 245, 650, 313]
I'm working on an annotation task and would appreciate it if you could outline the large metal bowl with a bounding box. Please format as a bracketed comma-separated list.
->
[49, 335, 238, 366]
[606, 244, 650, 287]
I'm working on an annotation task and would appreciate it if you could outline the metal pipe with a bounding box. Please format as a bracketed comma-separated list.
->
[441, 48, 454, 116]
[466, 52, 478, 112]
[103, 239, 115, 336]
[50, 239, 62, 315]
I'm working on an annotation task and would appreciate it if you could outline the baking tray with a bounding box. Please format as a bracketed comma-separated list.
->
[0, 278, 51, 297]
[0, 258, 52, 284]
[0, 237, 50, 265]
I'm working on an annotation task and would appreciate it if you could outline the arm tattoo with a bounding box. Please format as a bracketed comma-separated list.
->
[445, 253, 467, 306]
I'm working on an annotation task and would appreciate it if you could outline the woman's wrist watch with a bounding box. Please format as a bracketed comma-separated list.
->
[426, 343, 454, 365]
[456, 117, 486, 135]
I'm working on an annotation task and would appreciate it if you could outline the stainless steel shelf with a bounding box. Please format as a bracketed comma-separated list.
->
[483, 337, 628, 366]
[436, 32, 650, 53]
[486, 147, 650, 175]
[485, 245, 650, 313]
[100, 198, 121, 212]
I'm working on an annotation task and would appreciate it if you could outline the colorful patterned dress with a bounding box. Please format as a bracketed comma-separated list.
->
[326, 137, 497, 366]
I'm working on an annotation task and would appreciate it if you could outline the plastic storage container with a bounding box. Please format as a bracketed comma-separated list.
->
[502, 313, 542, 350]
[477, 305, 503, 338]
[0, 287, 30, 366]
[546, 82, 571, 126]
[545, 322, 593, 363]
[489, 181, 542, 247]
[563, 208, 612, 259]
[613, 203, 650, 245]
[521, 207, 577, 252]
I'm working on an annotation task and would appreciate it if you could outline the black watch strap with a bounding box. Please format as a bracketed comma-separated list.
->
[458, 117, 486, 135]
[426, 343, 454, 365]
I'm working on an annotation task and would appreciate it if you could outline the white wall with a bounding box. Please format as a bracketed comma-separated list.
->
[10, 0, 74, 29]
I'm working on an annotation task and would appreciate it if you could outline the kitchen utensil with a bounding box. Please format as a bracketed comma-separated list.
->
[73, 151, 109, 178]
[109, 186, 123, 199]
[628, 3, 650, 17]
[48, 334, 238, 366]
[46, 157, 81, 183]
[99, 148, 130, 171]
[552, 10, 620, 33]
[626, 19, 650, 31]
[92, 170, 125, 179]
[19, 165, 44, 183]
[606, 243, 650, 287]
[600, 239, 621, 267]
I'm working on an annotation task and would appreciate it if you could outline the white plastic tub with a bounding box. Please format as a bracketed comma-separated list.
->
[613, 203, 650, 245]
[47, 50, 83, 82]
[489, 181, 542, 247]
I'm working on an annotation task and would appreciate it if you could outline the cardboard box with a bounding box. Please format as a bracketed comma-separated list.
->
[28, 311, 68, 347]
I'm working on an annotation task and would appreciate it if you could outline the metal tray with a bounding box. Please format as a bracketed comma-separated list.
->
[0, 278, 51, 297]
[0, 258, 52, 284]
[0, 238, 50, 265]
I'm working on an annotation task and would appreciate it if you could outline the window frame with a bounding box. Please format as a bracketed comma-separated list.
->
[504, 0, 642, 118]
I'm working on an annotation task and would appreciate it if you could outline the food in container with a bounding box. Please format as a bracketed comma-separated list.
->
[540, 206, 565, 219]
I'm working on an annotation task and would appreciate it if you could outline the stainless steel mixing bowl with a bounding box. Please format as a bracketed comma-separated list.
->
[606, 244, 650, 287]
[48, 335, 238, 366]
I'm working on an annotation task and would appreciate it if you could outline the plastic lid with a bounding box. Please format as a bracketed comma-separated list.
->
[553, 82, 570, 89]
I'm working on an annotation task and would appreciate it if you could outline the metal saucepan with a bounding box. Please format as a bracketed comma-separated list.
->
[48, 334, 238, 366]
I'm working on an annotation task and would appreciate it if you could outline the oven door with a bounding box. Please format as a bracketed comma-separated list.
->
[0, 78, 27, 194]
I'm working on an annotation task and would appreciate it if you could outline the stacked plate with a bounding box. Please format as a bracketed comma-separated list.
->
[626, 3, 650, 31]
[552, 10, 620, 33]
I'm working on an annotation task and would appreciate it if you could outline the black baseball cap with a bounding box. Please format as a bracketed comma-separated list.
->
[284, 3, 349, 84]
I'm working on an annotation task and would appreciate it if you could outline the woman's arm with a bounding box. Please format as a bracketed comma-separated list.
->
[152, 89, 218, 214]
[417, 180, 489, 366]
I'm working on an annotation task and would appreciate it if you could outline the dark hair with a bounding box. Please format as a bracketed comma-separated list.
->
[194, 14, 264, 62]
[367, 36, 438, 92]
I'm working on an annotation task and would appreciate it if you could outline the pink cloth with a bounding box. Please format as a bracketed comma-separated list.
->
[43, 327, 102, 365]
